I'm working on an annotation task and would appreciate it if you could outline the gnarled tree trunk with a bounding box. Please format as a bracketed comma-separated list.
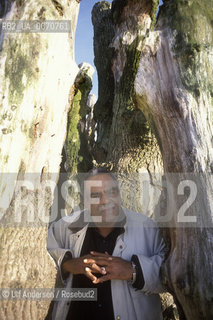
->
[92, 0, 213, 319]
[135, 0, 213, 318]
[92, 1, 163, 216]
[0, 0, 212, 319]
[0, 0, 80, 319]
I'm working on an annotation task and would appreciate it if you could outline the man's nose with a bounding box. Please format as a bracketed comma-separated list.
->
[100, 192, 110, 204]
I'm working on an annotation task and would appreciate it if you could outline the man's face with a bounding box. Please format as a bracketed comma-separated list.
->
[84, 173, 121, 226]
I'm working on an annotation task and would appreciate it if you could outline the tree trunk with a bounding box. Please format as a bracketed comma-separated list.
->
[1, 0, 212, 319]
[65, 62, 94, 176]
[0, 0, 80, 319]
[135, 0, 213, 318]
[92, 1, 164, 216]
[92, 0, 213, 319]
[63, 62, 95, 215]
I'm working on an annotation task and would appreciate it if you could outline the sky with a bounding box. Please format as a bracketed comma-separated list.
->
[75, 0, 163, 99]
[75, 0, 111, 98]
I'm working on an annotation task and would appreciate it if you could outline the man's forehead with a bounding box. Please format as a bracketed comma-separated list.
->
[85, 173, 117, 188]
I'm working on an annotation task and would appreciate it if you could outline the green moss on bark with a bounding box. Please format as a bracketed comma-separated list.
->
[107, 34, 156, 169]
[159, 0, 213, 99]
[118, 37, 142, 111]
[66, 90, 81, 175]
[66, 75, 93, 175]
[151, 0, 159, 30]
[4, 36, 39, 106]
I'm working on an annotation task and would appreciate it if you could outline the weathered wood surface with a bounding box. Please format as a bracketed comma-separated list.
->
[0, 0, 212, 319]
[0, 0, 80, 319]
[92, 1, 163, 216]
[92, 0, 213, 319]
[135, 1, 213, 319]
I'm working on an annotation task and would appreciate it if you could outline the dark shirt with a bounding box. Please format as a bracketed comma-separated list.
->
[64, 220, 145, 320]
[66, 226, 124, 320]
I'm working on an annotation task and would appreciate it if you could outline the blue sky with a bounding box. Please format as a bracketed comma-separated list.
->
[75, 0, 163, 99]
[75, 0, 111, 98]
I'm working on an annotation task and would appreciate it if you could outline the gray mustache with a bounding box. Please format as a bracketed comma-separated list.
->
[98, 203, 115, 213]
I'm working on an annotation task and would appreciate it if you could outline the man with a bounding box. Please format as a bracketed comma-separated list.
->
[47, 168, 166, 320]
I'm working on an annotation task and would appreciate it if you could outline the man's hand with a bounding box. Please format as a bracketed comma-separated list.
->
[62, 254, 106, 283]
[83, 251, 133, 284]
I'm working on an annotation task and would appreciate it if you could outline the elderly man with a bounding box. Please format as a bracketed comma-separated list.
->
[47, 168, 166, 320]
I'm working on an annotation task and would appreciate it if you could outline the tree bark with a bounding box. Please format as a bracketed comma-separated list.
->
[92, 1, 163, 216]
[135, 1, 213, 318]
[65, 62, 94, 176]
[63, 62, 95, 215]
[92, 0, 213, 319]
[0, 0, 80, 319]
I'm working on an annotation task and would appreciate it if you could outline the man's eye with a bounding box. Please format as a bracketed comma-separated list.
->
[90, 193, 100, 198]
[107, 188, 118, 197]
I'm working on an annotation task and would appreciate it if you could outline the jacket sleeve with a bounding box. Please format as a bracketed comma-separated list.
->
[135, 227, 166, 294]
[47, 220, 73, 284]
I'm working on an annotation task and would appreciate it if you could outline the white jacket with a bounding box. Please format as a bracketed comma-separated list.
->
[47, 208, 166, 320]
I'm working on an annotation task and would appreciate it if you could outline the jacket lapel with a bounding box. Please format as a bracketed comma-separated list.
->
[69, 224, 88, 258]
[113, 234, 127, 256]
